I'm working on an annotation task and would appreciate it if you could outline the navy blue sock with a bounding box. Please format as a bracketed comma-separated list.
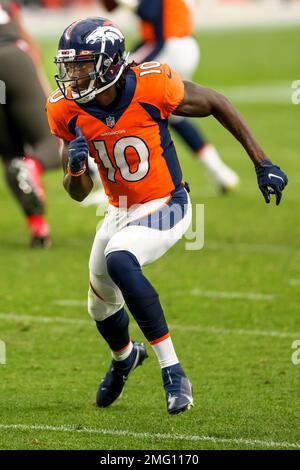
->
[106, 251, 169, 343]
[96, 308, 130, 352]
[171, 119, 207, 153]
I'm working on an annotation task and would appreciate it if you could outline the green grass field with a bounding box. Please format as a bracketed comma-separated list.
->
[0, 26, 300, 450]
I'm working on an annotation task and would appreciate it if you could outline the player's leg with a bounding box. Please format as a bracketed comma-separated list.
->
[2, 155, 51, 247]
[1, 145, 53, 248]
[88, 207, 148, 407]
[102, 187, 194, 413]
[155, 37, 239, 192]
[1, 44, 61, 246]
[0, 72, 50, 248]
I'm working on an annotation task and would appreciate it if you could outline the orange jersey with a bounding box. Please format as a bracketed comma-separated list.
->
[139, 0, 193, 43]
[46, 62, 185, 208]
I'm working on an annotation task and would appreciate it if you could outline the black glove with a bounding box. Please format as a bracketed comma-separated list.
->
[68, 127, 89, 176]
[256, 159, 288, 206]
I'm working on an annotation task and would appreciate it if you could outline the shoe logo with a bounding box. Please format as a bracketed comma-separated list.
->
[167, 395, 178, 409]
[167, 370, 173, 386]
[268, 173, 284, 183]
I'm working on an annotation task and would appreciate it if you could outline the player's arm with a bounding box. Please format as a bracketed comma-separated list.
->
[174, 81, 288, 205]
[61, 129, 93, 202]
[175, 81, 267, 166]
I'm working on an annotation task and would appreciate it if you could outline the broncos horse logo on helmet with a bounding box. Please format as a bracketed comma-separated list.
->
[85, 25, 124, 45]
[54, 17, 128, 104]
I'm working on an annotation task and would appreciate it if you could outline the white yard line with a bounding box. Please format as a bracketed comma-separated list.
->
[219, 82, 292, 104]
[0, 313, 90, 326]
[205, 240, 299, 254]
[0, 313, 299, 339]
[54, 290, 277, 307]
[53, 300, 86, 307]
[0, 423, 298, 449]
[289, 279, 300, 286]
[169, 324, 300, 339]
[174, 289, 276, 301]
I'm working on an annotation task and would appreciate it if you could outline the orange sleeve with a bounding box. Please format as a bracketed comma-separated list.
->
[135, 63, 184, 120]
[46, 90, 74, 142]
[160, 64, 185, 119]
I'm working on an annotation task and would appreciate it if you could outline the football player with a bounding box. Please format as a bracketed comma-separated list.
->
[0, 0, 61, 247]
[47, 18, 288, 413]
[98, 0, 240, 193]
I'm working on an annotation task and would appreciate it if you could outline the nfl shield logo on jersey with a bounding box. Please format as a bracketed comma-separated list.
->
[106, 116, 116, 128]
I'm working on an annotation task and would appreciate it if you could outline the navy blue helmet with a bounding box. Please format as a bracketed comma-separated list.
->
[54, 17, 128, 103]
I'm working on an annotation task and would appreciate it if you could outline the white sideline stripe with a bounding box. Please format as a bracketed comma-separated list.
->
[169, 324, 300, 339]
[0, 424, 299, 449]
[184, 290, 276, 301]
[289, 279, 300, 286]
[54, 300, 86, 307]
[0, 313, 299, 339]
[53, 289, 276, 307]
[220, 82, 292, 104]
[0, 313, 90, 326]
[205, 240, 300, 254]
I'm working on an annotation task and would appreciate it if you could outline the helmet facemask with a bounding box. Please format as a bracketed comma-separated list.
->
[54, 45, 129, 104]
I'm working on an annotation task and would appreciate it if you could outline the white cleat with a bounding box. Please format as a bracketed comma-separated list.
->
[199, 144, 239, 194]
[211, 163, 240, 194]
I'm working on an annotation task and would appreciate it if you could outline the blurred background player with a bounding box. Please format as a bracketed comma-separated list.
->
[98, 0, 239, 193]
[0, 0, 61, 247]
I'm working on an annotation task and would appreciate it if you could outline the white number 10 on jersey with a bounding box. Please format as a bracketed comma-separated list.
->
[93, 136, 150, 183]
